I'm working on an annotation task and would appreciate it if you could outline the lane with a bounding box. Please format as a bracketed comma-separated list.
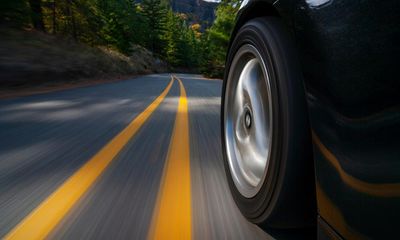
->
[4, 77, 174, 239]
[0, 74, 172, 237]
[178, 74, 271, 240]
[51, 80, 180, 239]
[0, 73, 274, 239]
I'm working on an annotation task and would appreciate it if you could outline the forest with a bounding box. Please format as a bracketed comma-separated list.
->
[0, 0, 240, 78]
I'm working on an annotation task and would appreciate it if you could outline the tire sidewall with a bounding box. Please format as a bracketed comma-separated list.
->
[221, 17, 310, 226]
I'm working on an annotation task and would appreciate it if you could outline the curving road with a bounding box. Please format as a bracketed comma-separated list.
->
[0, 74, 315, 239]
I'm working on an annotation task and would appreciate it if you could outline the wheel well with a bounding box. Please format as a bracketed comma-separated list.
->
[231, 2, 280, 42]
[227, 2, 283, 64]
[229, 1, 310, 120]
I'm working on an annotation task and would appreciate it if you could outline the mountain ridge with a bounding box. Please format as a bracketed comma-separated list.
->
[170, 0, 218, 27]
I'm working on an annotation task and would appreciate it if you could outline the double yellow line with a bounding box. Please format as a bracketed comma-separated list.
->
[148, 78, 192, 240]
[5, 76, 192, 240]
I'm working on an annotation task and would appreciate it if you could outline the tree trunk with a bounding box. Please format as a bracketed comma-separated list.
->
[67, 0, 77, 40]
[52, 0, 57, 34]
[28, 0, 45, 32]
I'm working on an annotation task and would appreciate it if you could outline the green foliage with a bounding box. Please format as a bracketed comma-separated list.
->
[141, 0, 167, 55]
[163, 10, 180, 66]
[163, 11, 201, 69]
[92, 0, 145, 53]
[200, 0, 240, 77]
[0, 0, 31, 27]
[1, 0, 240, 75]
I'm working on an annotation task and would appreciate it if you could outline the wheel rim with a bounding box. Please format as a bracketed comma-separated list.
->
[224, 44, 273, 198]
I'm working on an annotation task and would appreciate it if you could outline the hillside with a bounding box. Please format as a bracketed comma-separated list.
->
[0, 0, 224, 97]
[0, 27, 167, 96]
[135, 0, 218, 28]
[170, 0, 218, 28]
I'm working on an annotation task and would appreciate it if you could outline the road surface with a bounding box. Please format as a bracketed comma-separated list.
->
[0, 74, 304, 239]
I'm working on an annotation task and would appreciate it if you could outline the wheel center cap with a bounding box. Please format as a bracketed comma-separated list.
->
[244, 110, 252, 129]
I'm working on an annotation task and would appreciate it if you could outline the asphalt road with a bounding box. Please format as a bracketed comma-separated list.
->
[0, 74, 276, 239]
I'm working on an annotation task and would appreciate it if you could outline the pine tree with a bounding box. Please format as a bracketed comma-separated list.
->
[163, 10, 180, 67]
[28, 0, 46, 31]
[141, 0, 167, 55]
[200, 0, 240, 77]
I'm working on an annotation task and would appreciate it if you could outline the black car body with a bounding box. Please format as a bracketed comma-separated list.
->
[224, 0, 400, 239]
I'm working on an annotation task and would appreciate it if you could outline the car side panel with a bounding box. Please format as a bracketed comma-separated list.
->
[292, 0, 400, 239]
[231, 0, 400, 238]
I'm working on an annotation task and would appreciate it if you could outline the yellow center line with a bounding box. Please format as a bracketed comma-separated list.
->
[5, 77, 175, 240]
[148, 76, 192, 240]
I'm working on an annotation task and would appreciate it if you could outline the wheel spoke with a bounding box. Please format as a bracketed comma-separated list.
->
[224, 44, 273, 198]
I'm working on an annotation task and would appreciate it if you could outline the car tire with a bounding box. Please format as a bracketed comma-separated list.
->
[221, 17, 316, 229]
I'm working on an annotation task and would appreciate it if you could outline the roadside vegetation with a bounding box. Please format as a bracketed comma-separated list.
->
[0, 0, 240, 90]
[200, 0, 239, 77]
[0, 27, 166, 88]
